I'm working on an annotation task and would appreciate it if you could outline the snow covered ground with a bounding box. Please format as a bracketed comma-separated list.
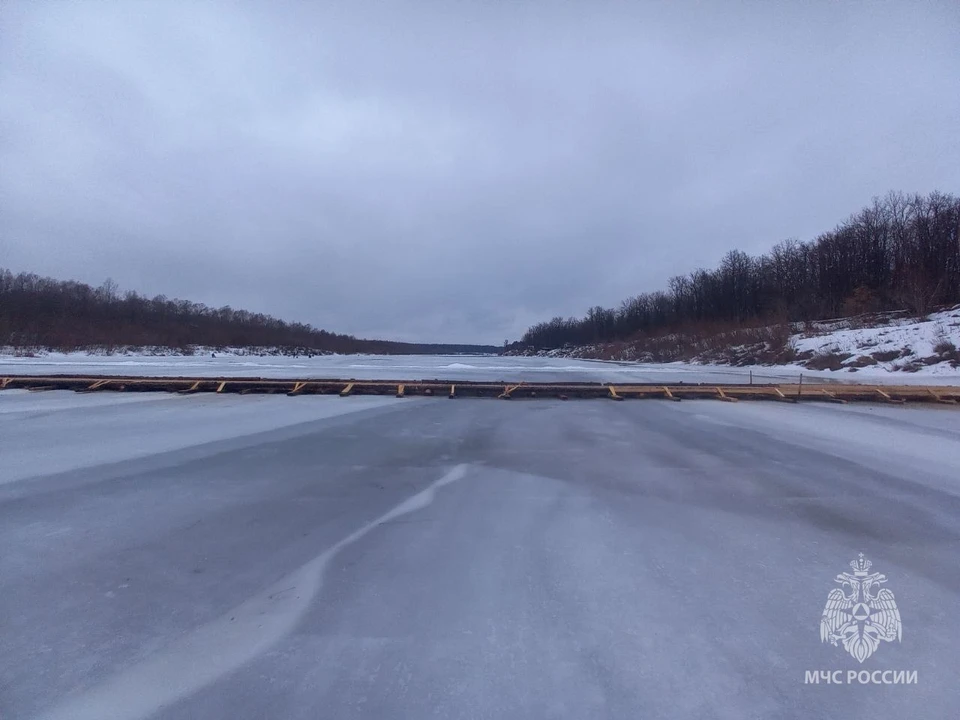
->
[790, 306, 960, 375]
[511, 307, 960, 382]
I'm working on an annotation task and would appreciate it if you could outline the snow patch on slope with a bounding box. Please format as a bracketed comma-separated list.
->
[791, 307, 960, 376]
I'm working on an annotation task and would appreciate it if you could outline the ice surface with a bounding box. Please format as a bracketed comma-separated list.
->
[0, 391, 405, 485]
[3, 352, 958, 385]
[35, 464, 470, 720]
[3, 394, 959, 719]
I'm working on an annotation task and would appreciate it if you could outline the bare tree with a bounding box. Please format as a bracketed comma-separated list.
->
[521, 191, 960, 349]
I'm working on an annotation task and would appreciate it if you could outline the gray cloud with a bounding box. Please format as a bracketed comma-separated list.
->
[2, 0, 958, 344]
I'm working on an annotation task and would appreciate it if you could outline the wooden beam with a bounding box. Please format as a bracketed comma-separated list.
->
[927, 388, 956, 404]
[178, 380, 202, 394]
[820, 389, 847, 404]
[772, 387, 797, 403]
[499, 384, 521, 399]
[716, 386, 737, 402]
[78, 379, 112, 393]
[3, 374, 958, 405]
[875, 387, 904, 404]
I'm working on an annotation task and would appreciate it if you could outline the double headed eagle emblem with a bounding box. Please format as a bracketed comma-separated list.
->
[820, 553, 902, 663]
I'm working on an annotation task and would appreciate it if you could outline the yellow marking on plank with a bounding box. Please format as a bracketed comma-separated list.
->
[340, 382, 354, 397]
[86, 379, 111, 391]
[499, 383, 521, 399]
[216, 381, 227, 393]
[820, 389, 847, 403]
[1, 378, 10, 388]
[396, 384, 405, 398]
[608, 385, 624, 400]
[928, 388, 956, 404]
[178, 380, 202, 394]
[449, 384, 456, 398]
[875, 387, 904, 404]
[771, 387, 797, 402]
[716, 387, 738, 402]
[662, 386, 680, 401]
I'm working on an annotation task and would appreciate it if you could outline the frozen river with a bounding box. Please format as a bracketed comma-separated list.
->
[4, 352, 954, 385]
[3, 390, 959, 719]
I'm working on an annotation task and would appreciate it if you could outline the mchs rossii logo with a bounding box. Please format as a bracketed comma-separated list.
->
[820, 553, 902, 663]
[805, 553, 915, 686]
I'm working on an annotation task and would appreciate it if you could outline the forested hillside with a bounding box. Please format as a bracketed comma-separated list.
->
[0, 271, 497, 354]
[517, 191, 959, 350]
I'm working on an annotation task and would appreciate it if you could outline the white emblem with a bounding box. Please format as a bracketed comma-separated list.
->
[820, 553, 902, 663]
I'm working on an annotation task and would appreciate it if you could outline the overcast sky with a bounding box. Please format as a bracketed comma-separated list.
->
[2, 1, 958, 344]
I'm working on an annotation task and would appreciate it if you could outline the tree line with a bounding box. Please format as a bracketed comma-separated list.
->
[517, 191, 959, 350]
[0, 270, 498, 354]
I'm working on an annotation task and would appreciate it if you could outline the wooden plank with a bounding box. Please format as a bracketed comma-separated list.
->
[820, 389, 847, 404]
[772, 387, 797, 403]
[874, 387, 905, 404]
[499, 384, 521, 399]
[927, 388, 956, 404]
[716, 387, 738, 402]
[1, 374, 958, 405]
[178, 380, 203, 394]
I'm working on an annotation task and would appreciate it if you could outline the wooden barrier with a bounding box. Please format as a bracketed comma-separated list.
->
[1, 375, 958, 405]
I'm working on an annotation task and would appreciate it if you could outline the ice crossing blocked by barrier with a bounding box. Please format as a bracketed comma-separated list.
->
[1, 375, 958, 404]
